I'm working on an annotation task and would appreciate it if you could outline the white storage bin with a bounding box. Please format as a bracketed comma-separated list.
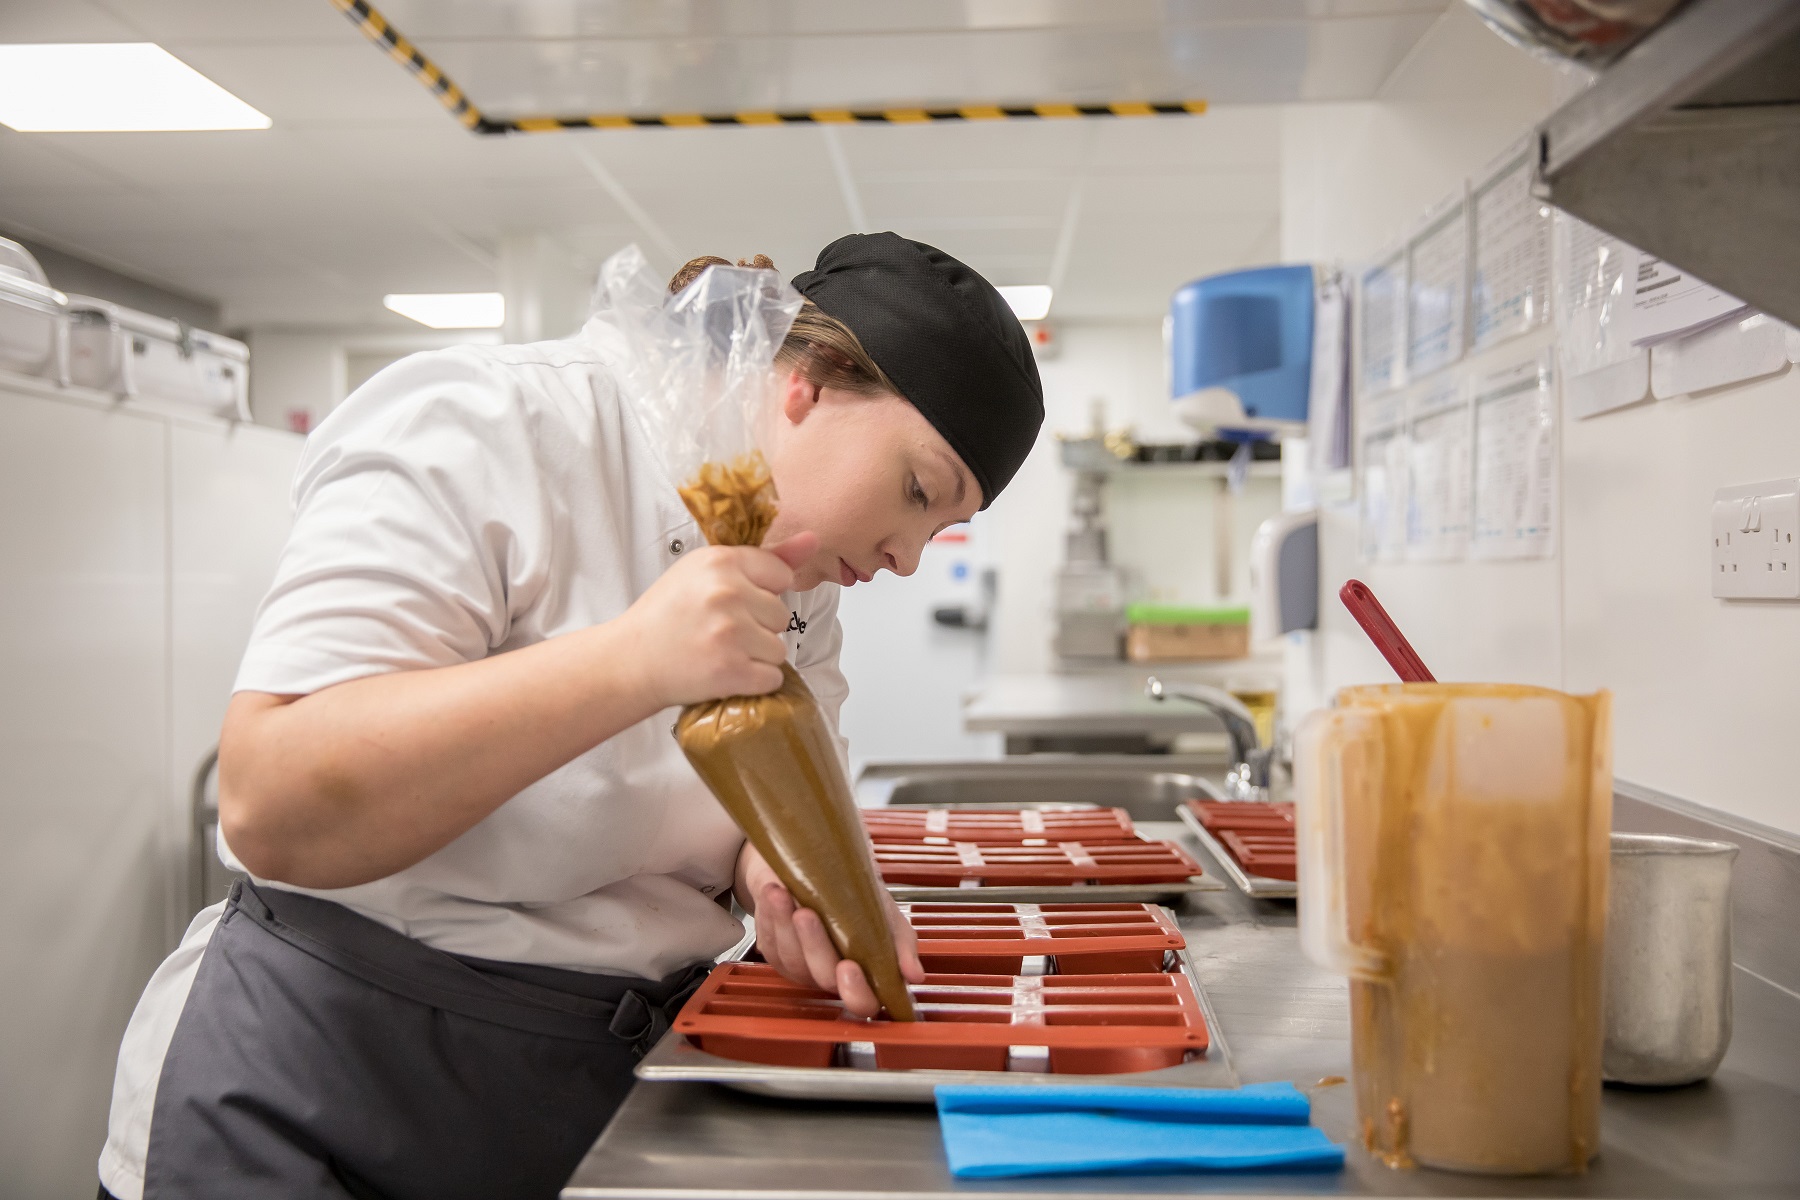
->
[66, 294, 250, 421]
[0, 237, 68, 383]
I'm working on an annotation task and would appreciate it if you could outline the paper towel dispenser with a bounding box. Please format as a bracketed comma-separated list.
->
[1169, 264, 1315, 439]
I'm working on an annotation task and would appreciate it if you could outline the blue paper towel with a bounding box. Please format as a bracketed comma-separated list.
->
[934, 1083, 1345, 1179]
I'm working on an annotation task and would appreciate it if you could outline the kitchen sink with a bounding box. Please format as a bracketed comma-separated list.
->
[856, 758, 1226, 824]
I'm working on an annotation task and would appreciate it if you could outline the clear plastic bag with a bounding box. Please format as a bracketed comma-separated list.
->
[593, 245, 800, 544]
[594, 246, 916, 1020]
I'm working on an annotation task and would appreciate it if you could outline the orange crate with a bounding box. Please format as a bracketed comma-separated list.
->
[676, 962, 1209, 1074]
[874, 835, 1202, 887]
[863, 806, 1137, 845]
[906, 902, 1185, 975]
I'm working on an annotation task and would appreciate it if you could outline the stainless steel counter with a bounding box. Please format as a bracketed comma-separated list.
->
[564, 880, 1800, 1199]
[962, 672, 1278, 753]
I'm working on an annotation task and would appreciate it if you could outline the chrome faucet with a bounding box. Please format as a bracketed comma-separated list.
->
[1145, 676, 1273, 801]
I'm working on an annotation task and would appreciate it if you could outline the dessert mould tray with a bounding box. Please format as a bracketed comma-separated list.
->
[635, 947, 1237, 1102]
[1175, 800, 1298, 899]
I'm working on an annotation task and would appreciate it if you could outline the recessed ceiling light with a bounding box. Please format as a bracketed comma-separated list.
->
[383, 292, 506, 329]
[0, 43, 271, 132]
[998, 285, 1053, 322]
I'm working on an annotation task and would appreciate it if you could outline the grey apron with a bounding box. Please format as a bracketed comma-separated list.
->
[139, 880, 711, 1200]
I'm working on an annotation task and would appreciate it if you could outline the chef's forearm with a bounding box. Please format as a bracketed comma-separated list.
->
[217, 619, 664, 890]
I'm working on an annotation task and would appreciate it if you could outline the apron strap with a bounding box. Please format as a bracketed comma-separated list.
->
[231, 880, 710, 1049]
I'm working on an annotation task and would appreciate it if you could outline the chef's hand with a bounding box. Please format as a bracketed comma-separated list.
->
[736, 841, 926, 1019]
[615, 532, 818, 708]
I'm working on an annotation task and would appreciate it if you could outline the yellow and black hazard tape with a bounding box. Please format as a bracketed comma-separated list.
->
[327, 0, 489, 131]
[329, 0, 1206, 135]
[507, 101, 1208, 132]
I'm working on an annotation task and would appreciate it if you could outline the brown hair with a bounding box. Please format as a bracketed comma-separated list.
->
[669, 255, 899, 397]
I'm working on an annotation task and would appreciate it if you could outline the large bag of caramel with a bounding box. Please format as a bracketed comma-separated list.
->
[595, 250, 916, 1020]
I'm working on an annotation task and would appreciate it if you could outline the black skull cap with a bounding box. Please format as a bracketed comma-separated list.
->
[791, 232, 1044, 507]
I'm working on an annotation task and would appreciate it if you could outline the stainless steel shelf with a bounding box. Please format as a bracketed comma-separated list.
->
[1534, 0, 1800, 326]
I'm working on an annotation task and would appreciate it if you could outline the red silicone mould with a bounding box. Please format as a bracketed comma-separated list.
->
[905, 902, 1185, 975]
[873, 835, 1203, 887]
[675, 961, 1209, 1074]
[863, 806, 1138, 845]
[1186, 799, 1298, 880]
[1216, 830, 1297, 880]
[1186, 799, 1296, 832]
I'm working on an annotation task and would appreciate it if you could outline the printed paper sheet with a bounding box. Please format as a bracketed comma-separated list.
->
[1554, 212, 1649, 419]
[1359, 250, 1405, 398]
[1307, 270, 1353, 476]
[1405, 378, 1472, 562]
[1628, 255, 1749, 347]
[1471, 353, 1557, 560]
[1360, 428, 1410, 564]
[1406, 197, 1469, 378]
[1470, 145, 1551, 352]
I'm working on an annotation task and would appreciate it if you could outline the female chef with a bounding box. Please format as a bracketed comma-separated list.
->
[97, 232, 1044, 1200]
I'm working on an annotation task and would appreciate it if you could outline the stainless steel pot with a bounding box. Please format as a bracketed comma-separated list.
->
[1604, 833, 1738, 1086]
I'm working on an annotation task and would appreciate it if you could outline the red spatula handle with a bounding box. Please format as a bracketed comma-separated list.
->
[1339, 579, 1435, 683]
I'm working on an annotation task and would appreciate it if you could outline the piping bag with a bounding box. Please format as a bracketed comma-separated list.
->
[595, 246, 916, 1020]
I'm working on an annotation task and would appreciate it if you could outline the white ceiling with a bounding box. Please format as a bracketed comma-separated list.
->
[0, 0, 1450, 329]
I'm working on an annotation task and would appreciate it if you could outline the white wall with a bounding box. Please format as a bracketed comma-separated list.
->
[988, 321, 1282, 677]
[247, 327, 502, 432]
[1280, 6, 1800, 835]
[837, 532, 1003, 774]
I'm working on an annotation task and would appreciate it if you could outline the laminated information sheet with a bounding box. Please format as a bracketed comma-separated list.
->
[1359, 249, 1406, 398]
[1359, 402, 1410, 565]
[1405, 376, 1472, 563]
[1406, 195, 1469, 379]
[1471, 353, 1557, 560]
[1554, 212, 1649, 419]
[1470, 144, 1552, 352]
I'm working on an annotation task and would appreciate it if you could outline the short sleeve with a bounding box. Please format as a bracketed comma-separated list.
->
[234, 350, 552, 696]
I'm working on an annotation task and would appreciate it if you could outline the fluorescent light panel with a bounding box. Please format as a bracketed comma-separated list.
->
[384, 293, 506, 329]
[998, 285, 1053, 321]
[0, 43, 270, 132]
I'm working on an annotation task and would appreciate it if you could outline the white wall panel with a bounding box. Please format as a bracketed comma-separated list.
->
[0, 386, 169, 1199]
[1562, 365, 1800, 832]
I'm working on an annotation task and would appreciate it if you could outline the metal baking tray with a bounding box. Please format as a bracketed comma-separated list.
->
[635, 948, 1238, 1102]
[883, 818, 1224, 903]
[1175, 804, 1298, 899]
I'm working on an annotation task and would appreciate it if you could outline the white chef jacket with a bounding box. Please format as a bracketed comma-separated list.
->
[99, 316, 848, 1200]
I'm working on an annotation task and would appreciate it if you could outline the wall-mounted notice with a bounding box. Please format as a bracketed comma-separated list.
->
[1358, 249, 1405, 398]
[1360, 426, 1410, 564]
[1405, 376, 1472, 563]
[1471, 352, 1556, 560]
[1651, 312, 1794, 398]
[1628, 254, 1750, 347]
[1470, 143, 1551, 352]
[1554, 212, 1649, 419]
[1307, 270, 1353, 477]
[1406, 194, 1469, 379]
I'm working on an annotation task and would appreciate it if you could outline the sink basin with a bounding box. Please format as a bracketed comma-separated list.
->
[856, 759, 1225, 824]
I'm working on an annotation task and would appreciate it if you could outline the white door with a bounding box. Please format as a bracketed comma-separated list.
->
[837, 524, 1002, 776]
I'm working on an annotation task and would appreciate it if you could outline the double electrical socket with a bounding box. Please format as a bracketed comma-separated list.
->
[1712, 478, 1800, 599]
